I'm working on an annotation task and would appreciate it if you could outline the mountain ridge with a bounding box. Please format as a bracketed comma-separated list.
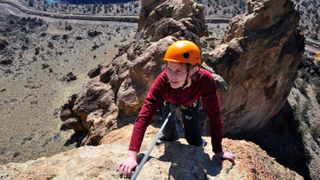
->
[61, 0, 135, 3]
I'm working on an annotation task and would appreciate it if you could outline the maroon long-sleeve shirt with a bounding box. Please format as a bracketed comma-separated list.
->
[129, 67, 223, 153]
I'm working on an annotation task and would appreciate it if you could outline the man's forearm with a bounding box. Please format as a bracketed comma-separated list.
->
[127, 150, 138, 159]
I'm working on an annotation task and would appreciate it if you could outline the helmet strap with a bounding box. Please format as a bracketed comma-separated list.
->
[181, 64, 191, 89]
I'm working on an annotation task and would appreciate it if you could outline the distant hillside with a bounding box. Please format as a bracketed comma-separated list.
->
[199, 0, 319, 41]
[61, 0, 135, 4]
[18, 0, 319, 40]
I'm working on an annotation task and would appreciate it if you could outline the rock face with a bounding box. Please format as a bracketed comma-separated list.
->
[137, 0, 207, 41]
[204, 0, 305, 133]
[0, 125, 303, 180]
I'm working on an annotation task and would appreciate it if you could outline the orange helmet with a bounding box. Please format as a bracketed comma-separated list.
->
[163, 40, 201, 66]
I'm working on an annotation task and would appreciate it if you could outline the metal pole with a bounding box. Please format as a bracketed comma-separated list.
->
[130, 112, 173, 180]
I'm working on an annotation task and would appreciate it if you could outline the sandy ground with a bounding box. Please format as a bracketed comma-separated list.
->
[0, 6, 137, 164]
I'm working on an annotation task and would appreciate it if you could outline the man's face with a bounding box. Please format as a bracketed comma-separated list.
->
[165, 62, 188, 89]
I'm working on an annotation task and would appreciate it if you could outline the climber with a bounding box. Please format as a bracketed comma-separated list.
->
[116, 40, 235, 177]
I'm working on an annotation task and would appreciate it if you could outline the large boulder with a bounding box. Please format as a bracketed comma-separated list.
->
[204, 0, 304, 133]
[137, 0, 207, 41]
[0, 125, 303, 179]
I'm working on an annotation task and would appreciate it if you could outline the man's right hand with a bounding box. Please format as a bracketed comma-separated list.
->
[116, 150, 138, 178]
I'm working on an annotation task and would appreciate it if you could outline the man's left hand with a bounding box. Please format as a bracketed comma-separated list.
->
[214, 151, 235, 164]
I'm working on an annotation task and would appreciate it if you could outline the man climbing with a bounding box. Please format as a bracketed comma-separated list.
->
[117, 40, 235, 177]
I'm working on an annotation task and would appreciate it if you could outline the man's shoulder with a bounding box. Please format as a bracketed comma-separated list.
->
[198, 67, 215, 81]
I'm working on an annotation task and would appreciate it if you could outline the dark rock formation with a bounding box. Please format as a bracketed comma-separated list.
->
[62, 72, 77, 82]
[87, 30, 102, 38]
[204, 0, 304, 133]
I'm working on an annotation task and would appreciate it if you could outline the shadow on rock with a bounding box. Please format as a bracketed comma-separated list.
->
[158, 141, 222, 179]
[227, 101, 311, 179]
[63, 130, 88, 147]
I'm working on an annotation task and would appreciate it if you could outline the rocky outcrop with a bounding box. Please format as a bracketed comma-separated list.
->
[136, 0, 208, 41]
[204, 0, 304, 133]
[137, 0, 165, 32]
[60, 0, 209, 145]
[0, 125, 303, 179]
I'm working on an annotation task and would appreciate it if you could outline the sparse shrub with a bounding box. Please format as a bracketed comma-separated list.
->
[316, 87, 320, 104]
[295, 78, 308, 96]
[87, 30, 102, 37]
[0, 39, 9, 50]
[311, 121, 320, 145]
[65, 24, 72, 31]
[91, 43, 99, 51]
[310, 33, 318, 40]
[28, 0, 34, 7]
[300, 69, 310, 80]
[62, 34, 68, 40]
[291, 102, 308, 137]
[301, 101, 311, 123]
[35, 47, 40, 55]
[313, 77, 320, 86]
[92, 5, 96, 14]
[313, 78, 320, 104]
[0, 59, 12, 65]
[48, 41, 54, 49]
[21, 45, 28, 50]
[116, 27, 120, 33]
